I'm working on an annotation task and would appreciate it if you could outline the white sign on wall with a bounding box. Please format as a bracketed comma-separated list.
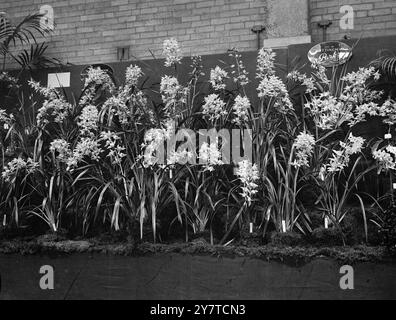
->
[47, 72, 70, 88]
[39, 5, 54, 30]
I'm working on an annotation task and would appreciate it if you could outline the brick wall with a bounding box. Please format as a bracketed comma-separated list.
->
[1, 0, 268, 67]
[1, 0, 396, 69]
[310, 0, 396, 42]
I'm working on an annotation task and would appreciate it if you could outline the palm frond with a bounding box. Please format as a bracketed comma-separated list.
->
[371, 51, 396, 81]
[2, 13, 51, 48]
[380, 56, 396, 80]
[0, 18, 12, 41]
[14, 42, 62, 71]
[1, 12, 54, 71]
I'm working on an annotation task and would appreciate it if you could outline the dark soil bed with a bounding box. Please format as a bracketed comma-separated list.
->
[0, 236, 394, 267]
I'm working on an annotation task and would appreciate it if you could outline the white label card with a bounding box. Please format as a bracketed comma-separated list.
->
[47, 72, 70, 88]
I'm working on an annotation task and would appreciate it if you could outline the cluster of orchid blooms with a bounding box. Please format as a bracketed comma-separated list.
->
[290, 64, 396, 182]
[1, 37, 396, 209]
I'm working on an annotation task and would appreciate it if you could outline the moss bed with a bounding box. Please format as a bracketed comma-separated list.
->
[1, 235, 395, 267]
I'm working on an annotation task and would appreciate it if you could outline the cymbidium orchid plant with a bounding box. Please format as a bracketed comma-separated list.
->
[1, 37, 396, 247]
[288, 59, 396, 238]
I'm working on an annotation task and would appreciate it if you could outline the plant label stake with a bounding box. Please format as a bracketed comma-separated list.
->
[282, 220, 286, 233]
[249, 222, 253, 234]
[325, 216, 329, 229]
[2, 215, 6, 226]
[308, 41, 352, 68]
[393, 183, 396, 190]
[169, 169, 173, 179]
